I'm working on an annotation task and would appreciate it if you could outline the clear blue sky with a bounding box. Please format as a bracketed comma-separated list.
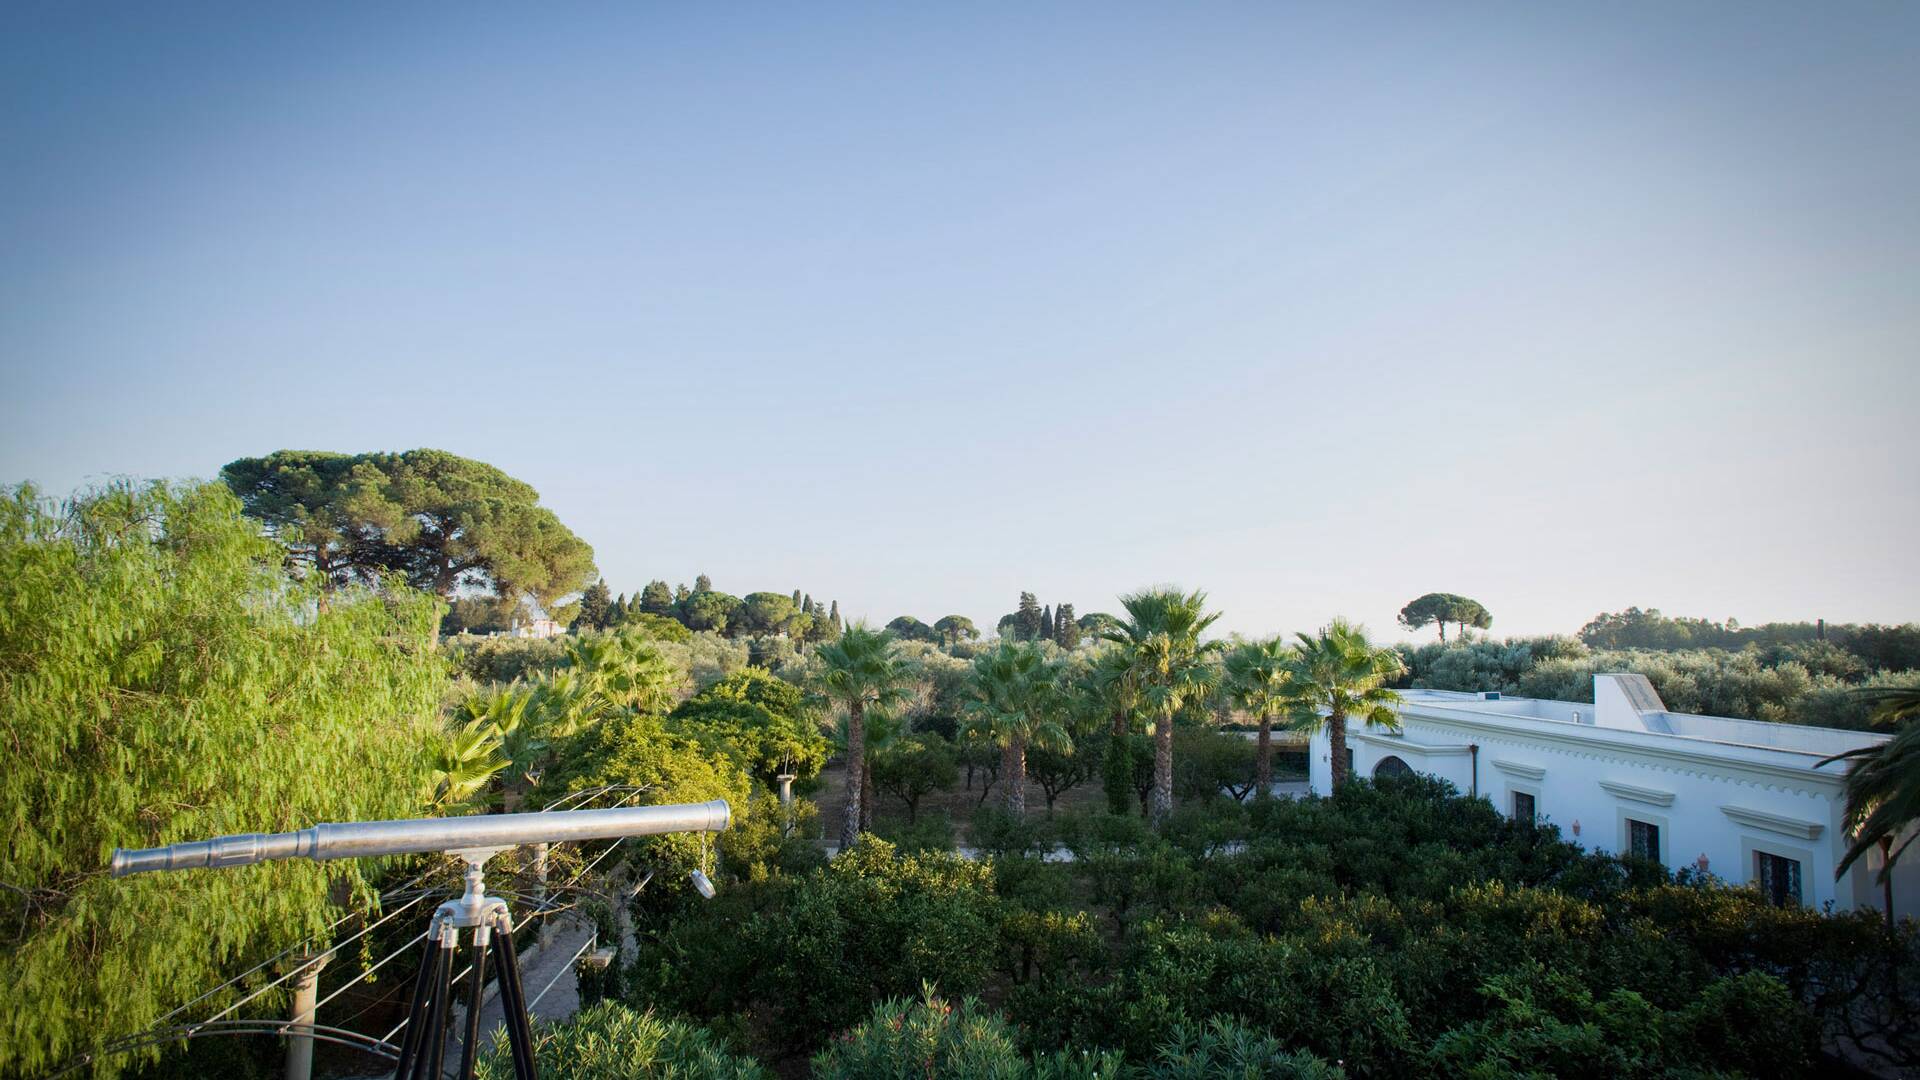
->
[4, 3, 1917, 640]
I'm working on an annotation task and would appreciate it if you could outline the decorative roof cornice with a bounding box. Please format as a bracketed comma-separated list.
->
[1598, 779, 1676, 807]
[1721, 804, 1825, 840]
[1372, 704, 1847, 796]
[1491, 758, 1546, 780]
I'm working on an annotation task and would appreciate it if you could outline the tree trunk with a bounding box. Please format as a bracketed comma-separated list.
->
[1327, 707, 1349, 789]
[1150, 707, 1175, 824]
[860, 765, 876, 832]
[839, 700, 864, 850]
[1256, 718, 1273, 795]
[1438, 621, 1447, 643]
[1003, 736, 1027, 817]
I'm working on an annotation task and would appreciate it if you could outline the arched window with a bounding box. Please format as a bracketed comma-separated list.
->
[1373, 755, 1413, 779]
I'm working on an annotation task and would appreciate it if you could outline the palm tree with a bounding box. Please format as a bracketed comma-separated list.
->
[813, 623, 913, 849]
[962, 641, 1072, 818]
[1103, 588, 1221, 823]
[1279, 618, 1404, 789]
[1226, 636, 1293, 794]
[1819, 687, 1920, 886]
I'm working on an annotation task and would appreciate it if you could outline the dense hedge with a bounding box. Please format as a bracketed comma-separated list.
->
[612, 776, 1916, 1076]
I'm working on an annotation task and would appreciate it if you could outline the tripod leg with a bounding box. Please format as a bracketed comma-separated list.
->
[491, 914, 540, 1080]
[425, 927, 455, 1080]
[458, 929, 490, 1080]
[392, 926, 442, 1079]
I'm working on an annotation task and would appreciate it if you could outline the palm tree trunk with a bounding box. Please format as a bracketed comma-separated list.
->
[840, 700, 864, 850]
[1003, 736, 1027, 817]
[860, 766, 876, 832]
[1150, 707, 1175, 823]
[1256, 718, 1273, 795]
[1327, 707, 1349, 789]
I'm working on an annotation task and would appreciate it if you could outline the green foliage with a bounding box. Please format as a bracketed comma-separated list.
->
[475, 1000, 766, 1080]
[1105, 588, 1222, 822]
[632, 839, 1002, 1053]
[669, 668, 830, 787]
[639, 580, 676, 616]
[683, 590, 743, 634]
[1426, 965, 1814, 1078]
[813, 624, 916, 848]
[532, 711, 755, 879]
[886, 615, 939, 643]
[1279, 619, 1402, 788]
[447, 633, 570, 683]
[1396, 592, 1492, 641]
[964, 641, 1074, 817]
[1103, 733, 1136, 815]
[935, 615, 980, 646]
[1821, 686, 1920, 878]
[1172, 730, 1259, 801]
[1147, 1018, 1344, 1079]
[0, 482, 448, 1077]
[870, 733, 960, 821]
[221, 448, 595, 605]
[737, 592, 797, 636]
[812, 986, 1121, 1080]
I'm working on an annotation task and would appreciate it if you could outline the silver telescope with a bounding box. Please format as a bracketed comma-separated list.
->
[110, 800, 732, 877]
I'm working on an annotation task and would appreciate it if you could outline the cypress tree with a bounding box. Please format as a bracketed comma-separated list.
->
[1015, 592, 1043, 641]
[1041, 605, 1053, 643]
[639, 580, 675, 615]
[1056, 603, 1080, 648]
[577, 579, 612, 630]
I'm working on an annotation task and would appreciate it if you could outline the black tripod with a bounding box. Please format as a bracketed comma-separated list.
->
[391, 859, 540, 1080]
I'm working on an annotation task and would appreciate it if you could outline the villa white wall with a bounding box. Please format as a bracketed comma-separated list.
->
[1308, 715, 1920, 920]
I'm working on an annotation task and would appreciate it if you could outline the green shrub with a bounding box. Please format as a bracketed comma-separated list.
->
[0, 482, 448, 1077]
[475, 1000, 765, 1079]
[1146, 1018, 1344, 1079]
[877, 810, 958, 853]
[811, 986, 1121, 1080]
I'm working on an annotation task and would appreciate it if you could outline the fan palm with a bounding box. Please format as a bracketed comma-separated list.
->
[1226, 636, 1294, 794]
[1075, 645, 1140, 814]
[1103, 588, 1221, 823]
[813, 623, 914, 849]
[430, 714, 509, 811]
[1819, 686, 1920, 882]
[962, 641, 1073, 818]
[1279, 618, 1404, 789]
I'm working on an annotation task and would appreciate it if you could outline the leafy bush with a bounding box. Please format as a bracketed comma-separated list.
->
[1146, 1018, 1344, 1079]
[877, 810, 958, 853]
[1171, 730, 1259, 801]
[0, 483, 448, 1077]
[475, 1000, 765, 1079]
[629, 839, 1003, 1053]
[812, 987, 1120, 1080]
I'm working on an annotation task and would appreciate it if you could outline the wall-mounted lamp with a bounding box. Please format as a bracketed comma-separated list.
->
[1694, 853, 1711, 874]
[1570, 819, 1581, 837]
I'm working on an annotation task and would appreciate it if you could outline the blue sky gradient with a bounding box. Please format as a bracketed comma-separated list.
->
[3, 3, 1917, 638]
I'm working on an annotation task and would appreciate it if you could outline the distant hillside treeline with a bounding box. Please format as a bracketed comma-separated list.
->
[1398, 608, 1920, 729]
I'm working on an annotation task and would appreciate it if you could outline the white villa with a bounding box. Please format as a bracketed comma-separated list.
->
[1306, 674, 1916, 919]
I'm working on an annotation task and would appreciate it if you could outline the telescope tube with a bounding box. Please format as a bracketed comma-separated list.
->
[110, 800, 732, 878]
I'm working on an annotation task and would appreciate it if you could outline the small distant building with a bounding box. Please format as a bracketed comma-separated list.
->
[1306, 674, 1916, 919]
[507, 618, 566, 640]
